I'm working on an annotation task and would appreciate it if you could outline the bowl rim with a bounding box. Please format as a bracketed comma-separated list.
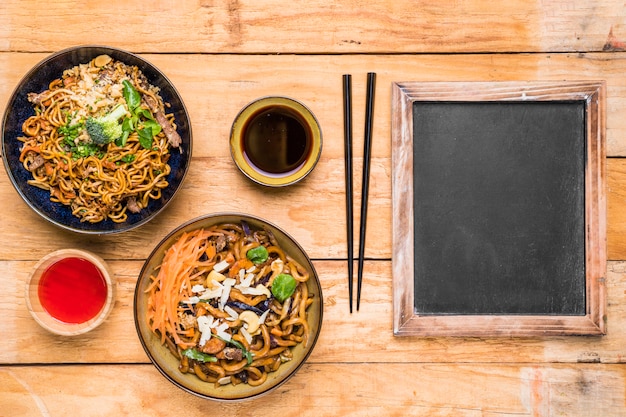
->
[229, 96, 322, 187]
[133, 212, 324, 401]
[1, 44, 192, 235]
[26, 248, 116, 336]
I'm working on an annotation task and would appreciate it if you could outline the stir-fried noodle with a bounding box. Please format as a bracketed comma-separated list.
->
[18, 54, 181, 223]
[145, 222, 314, 387]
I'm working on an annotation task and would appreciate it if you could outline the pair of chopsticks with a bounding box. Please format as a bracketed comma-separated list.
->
[343, 72, 376, 313]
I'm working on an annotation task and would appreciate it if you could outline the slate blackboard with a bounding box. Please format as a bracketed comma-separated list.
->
[391, 81, 606, 336]
[412, 101, 586, 315]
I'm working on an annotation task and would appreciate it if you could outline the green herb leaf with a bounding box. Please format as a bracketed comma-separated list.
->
[271, 273, 297, 303]
[141, 119, 162, 136]
[181, 348, 217, 363]
[246, 245, 269, 265]
[122, 116, 134, 132]
[122, 80, 141, 111]
[137, 127, 153, 149]
[136, 108, 154, 120]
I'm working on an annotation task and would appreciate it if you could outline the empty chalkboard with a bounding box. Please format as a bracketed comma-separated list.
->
[391, 81, 606, 337]
[413, 100, 585, 315]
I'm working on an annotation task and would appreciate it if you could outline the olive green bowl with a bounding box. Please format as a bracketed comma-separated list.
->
[133, 213, 323, 401]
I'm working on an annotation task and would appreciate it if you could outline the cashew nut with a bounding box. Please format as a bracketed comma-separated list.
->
[207, 269, 226, 285]
[239, 310, 260, 334]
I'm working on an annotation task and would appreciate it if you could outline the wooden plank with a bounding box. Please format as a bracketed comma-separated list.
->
[0, 156, 377, 261]
[0, 0, 625, 54]
[3, 154, 626, 262]
[1, 363, 625, 416]
[3, 259, 626, 365]
[4, 52, 626, 162]
[3, 53, 626, 259]
[3, 52, 626, 157]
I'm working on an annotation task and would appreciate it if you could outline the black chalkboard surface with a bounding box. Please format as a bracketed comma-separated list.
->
[412, 101, 586, 315]
[391, 81, 606, 336]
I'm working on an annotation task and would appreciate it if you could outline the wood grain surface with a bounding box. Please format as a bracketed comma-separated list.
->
[2, 1, 626, 415]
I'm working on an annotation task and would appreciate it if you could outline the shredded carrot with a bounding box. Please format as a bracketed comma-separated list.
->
[44, 162, 54, 176]
[146, 229, 212, 349]
[204, 241, 216, 260]
[18, 145, 41, 162]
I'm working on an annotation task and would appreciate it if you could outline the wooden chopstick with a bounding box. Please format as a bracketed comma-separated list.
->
[356, 72, 376, 311]
[343, 74, 354, 313]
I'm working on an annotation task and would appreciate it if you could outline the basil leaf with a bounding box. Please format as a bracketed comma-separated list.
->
[138, 127, 153, 149]
[271, 273, 297, 302]
[142, 119, 162, 136]
[137, 108, 154, 120]
[246, 246, 269, 265]
[122, 80, 141, 111]
[182, 348, 217, 363]
[122, 116, 134, 132]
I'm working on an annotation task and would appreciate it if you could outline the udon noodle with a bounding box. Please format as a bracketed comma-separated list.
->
[145, 222, 314, 388]
[18, 54, 181, 223]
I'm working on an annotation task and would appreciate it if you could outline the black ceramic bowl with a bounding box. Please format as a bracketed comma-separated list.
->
[2, 46, 192, 234]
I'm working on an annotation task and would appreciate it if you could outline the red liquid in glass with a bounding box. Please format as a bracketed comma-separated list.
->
[38, 257, 108, 324]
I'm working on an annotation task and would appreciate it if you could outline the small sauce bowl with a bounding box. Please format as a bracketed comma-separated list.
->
[26, 249, 115, 336]
[230, 96, 322, 187]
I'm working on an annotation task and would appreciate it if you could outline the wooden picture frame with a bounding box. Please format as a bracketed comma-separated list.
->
[391, 81, 606, 337]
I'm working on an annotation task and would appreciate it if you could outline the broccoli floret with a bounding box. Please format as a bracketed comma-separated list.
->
[85, 104, 127, 146]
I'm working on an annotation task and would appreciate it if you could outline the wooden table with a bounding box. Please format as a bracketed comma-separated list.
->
[2, 1, 626, 415]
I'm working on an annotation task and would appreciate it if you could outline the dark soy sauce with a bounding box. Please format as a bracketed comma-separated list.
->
[242, 106, 311, 175]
